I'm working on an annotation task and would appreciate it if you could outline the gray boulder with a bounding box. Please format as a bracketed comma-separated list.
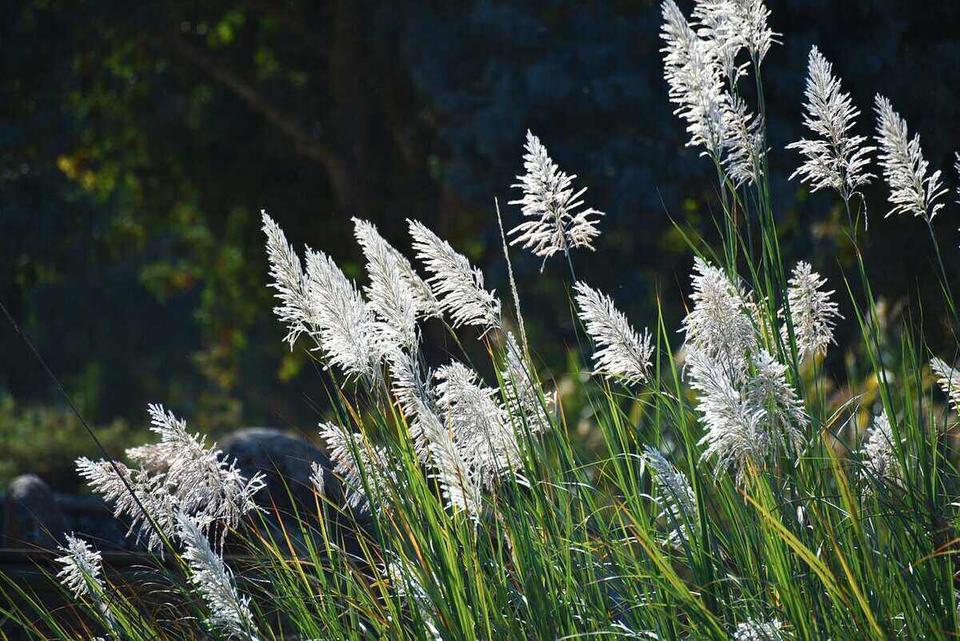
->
[3, 474, 66, 549]
[220, 427, 339, 518]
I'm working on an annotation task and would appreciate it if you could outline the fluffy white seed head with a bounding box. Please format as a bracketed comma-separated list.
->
[661, 0, 729, 158]
[734, 619, 785, 641]
[434, 362, 516, 488]
[643, 446, 698, 544]
[262, 211, 312, 349]
[787, 47, 874, 199]
[408, 219, 501, 331]
[573, 282, 654, 385]
[500, 331, 554, 433]
[874, 95, 946, 222]
[177, 513, 258, 641]
[508, 131, 603, 266]
[860, 410, 901, 488]
[930, 357, 960, 417]
[682, 257, 757, 367]
[303, 248, 380, 380]
[692, 0, 777, 83]
[417, 398, 483, 518]
[56, 534, 105, 600]
[783, 261, 842, 359]
[320, 422, 393, 511]
[721, 94, 766, 187]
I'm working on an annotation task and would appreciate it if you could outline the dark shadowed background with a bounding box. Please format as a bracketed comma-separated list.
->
[2, 0, 959, 491]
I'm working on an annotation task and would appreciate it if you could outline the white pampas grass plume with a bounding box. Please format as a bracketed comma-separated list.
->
[693, 0, 777, 81]
[76, 457, 178, 551]
[930, 357, 960, 416]
[56, 534, 106, 600]
[688, 348, 803, 480]
[859, 410, 901, 488]
[434, 362, 516, 487]
[500, 332, 553, 433]
[508, 131, 603, 266]
[319, 422, 393, 510]
[417, 399, 483, 518]
[303, 247, 379, 380]
[874, 95, 946, 222]
[177, 513, 259, 641]
[408, 219, 501, 330]
[734, 619, 785, 641]
[787, 47, 874, 200]
[660, 0, 728, 158]
[721, 94, 766, 187]
[682, 257, 757, 366]
[309, 461, 326, 496]
[783, 261, 842, 359]
[129, 405, 264, 548]
[642, 446, 697, 544]
[353, 218, 441, 353]
[262, 211, 311, 349]
[573, 282, 653, 385]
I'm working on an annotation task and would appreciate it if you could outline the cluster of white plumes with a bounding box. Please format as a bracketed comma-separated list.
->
[734, 619, 786, 641]
[660, 0, 769, 186]
[264, 211, 553, 521]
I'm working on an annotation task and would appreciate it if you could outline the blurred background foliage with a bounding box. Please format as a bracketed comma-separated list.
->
[2, 0, 959, 490]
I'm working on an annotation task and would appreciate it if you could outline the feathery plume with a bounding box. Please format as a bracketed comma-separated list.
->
[385, 347, 435, 461]
[407, 219, 501, 330]
[787, 47, 874, 200]
[319, 422, 393, 510]
[681, 257, 757, 366]
[353, 218, 441, 352]
[262, 211, 313, 349]
[303, 248, 379, 380]
[783, 261, 842, 359]
[660, 0, 729, 158]
[508, 131, 603, 266]
[385, 554, 441, 640]
[721, 94, 766, 187]
[859, 410, 901, 487]
[573, 282, 654, 385]
[56, 534, 106, 600]
[500, 331, 553, 433]
[643, 446, 697, 544]
[734, 619, 785, 641]
[177, 513, 259, 641]
[309, 461, 326, 496]
[688, 348, 803, 480]
[874, 95, 946, 222]
[434, 362, 516, 487]
[930, 357, 960, 416]
[692, 0, 777, 81]
[76, 457, 178, 551]
[417, 399, 483, 518]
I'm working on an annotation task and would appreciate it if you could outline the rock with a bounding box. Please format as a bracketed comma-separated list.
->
[220, 427, 339, 517]
[3, 474, 66, 549]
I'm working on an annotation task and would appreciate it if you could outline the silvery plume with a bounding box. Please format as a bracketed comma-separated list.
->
[734, 619, 785, 641]
[178, 513, 260, 641]
[262, 211, 379, 381]
[859, 410, 901, 489]
[681, 257, 757, 368]
[353, 217, 440, 353]
[642, 446, 698, 544]
[787, 46, 874, 201]
[78, 404, 264, 551]
[874, 95, 946, 222]
[573, 281, 654, 386]
[508, 131, 603, 267]
[434, 361, 517, 488]
[408, 219, 501, 331]
[783, 261, 842, 360]
[722, 94, 766, 187]
[56, 534, 106, 600]
[660, 0, 729, 159]
[692, 0, 777, 84]
[930, 357, 960, 417]
[320, 422, 394, 511]
[500, 331, 554, 433]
